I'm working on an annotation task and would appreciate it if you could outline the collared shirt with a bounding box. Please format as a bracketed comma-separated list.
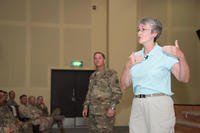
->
[130, 43, 178, 95]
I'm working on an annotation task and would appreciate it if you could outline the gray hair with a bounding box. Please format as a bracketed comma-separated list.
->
[139, 17, 162, 41]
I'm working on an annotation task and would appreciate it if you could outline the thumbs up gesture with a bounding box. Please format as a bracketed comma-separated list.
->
[162, 40, 184, 60]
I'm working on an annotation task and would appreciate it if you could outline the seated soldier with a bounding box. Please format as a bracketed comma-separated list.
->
[36, 96, 49, 116]
[18, 95, 30, 122]
[6, 90, 19, 118]
[7, 90, 18, 107]
[0, 90, 23, 133]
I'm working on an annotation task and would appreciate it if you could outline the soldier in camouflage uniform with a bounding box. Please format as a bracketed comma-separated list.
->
[82, 52, 122, 133]
[0, 90, 22, 133]
[36, 96, 49, 116]
[7, 90, 18, 107]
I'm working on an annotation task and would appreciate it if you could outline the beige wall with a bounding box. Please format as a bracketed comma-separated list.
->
[0, 0, 200, 126]
[0, 0, 101, 104]
[108, 0, 137, 126]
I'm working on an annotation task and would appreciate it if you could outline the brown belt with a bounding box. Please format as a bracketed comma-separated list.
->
[134, 93, 167, 98]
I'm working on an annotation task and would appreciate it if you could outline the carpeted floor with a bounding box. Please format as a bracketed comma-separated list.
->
[50, 126, 129, 133]
[25, 126, 129, 133]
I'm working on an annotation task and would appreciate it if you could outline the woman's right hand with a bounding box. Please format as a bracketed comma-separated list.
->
[126, 52, 143, 69]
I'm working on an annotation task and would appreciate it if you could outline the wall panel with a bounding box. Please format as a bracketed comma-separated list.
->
[31, 0, 59, 23]
[0, 0, 26, 21]
[0, 26, 26, 87]
[64, 28, 91, 68]
[31, 27, 59, 87]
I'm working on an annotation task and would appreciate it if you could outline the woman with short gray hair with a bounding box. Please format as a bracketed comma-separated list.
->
[120, 17, 190, 133]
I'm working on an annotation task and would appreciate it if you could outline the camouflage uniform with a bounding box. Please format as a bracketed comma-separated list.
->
[6, 100, 19, 118]
[18, 103, 53, 131]
[0, 105, 22, 133]
[7, 99, 18, 107]
[36, 104, 49, 116]
[83, 68, 122, 133]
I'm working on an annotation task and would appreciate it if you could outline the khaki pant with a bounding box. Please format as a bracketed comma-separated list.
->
[129, 96, 175, 133]
[32, 117, 53, 131]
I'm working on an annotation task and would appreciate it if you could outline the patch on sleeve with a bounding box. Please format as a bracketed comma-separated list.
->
[115, 79, 119, 83]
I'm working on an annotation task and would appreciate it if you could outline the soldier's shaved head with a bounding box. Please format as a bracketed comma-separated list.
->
[93, 51, 105, 59]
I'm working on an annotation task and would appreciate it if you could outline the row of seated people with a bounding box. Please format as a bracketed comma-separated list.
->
[0, 90, 61, 133]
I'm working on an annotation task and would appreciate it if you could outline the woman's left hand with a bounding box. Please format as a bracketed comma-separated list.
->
[162, 40, 184, 59]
